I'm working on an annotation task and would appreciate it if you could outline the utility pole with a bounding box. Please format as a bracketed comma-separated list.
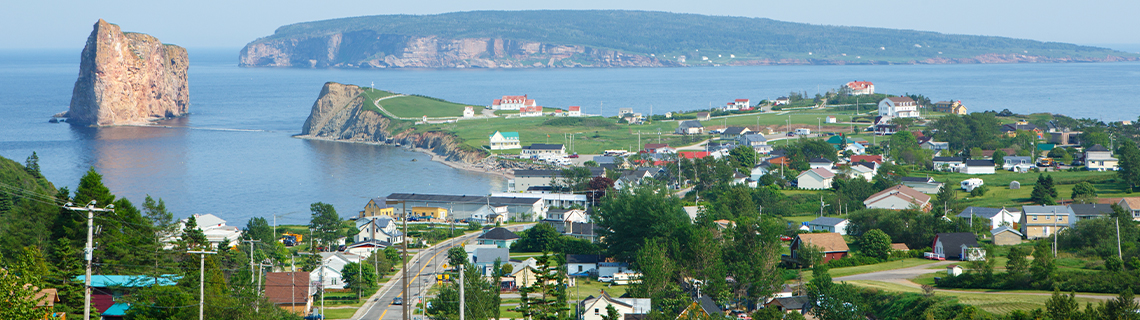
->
[188, 250, 218, 320]
[1117, 217, 1123, 261]
[64, 200, 114, 320]
[243, 239, 260, 282]
[819, 195, 830, 217]
[387, 199, 409, 320]
[1053, 207, 1058, 256]
[459, 263, 465, 320]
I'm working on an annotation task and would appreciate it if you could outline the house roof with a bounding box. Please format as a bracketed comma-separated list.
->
[722, 127, 749, 135]
[1021, 205, 1074, 215]
[991, 226, 1023, 237]
[478, 227, 520, 240]
[678, 120, 703, 128]
[798, 167, 836, 180]
[850, 155, 883, 164]
[965, 159, 995, 166]
[809, 158, 834, 164]
[698, 296, 723, 316]
[644, 143, 670, 150]
[1120, 198, 1140, 209]
[566, 254, 603, 264]
[808, 217, 848, 227]
[679, 151, 711, 159]
[493, 131, 520, 139]
[846, 81, 873, 89]
[738, 134, 767, 143]
[865, 185, 931, 208]
[900, 176, 936, 183]
[886, 96, 915, 104]
[734, 99, 749, 102]
[933, 157, 963, 162]
[956, 207, 1007, 220]
[770, 296, 810, 310]
[1088, 144, 1110, 152]
[474, 248, 509, 265]
[74, 275, 180, 288]
[102, 303, 131, 316]
[891, 243, 910, 251]
[935, 233, 979, 257]
[1069, 203, 1115, 217]
[795, 233, 849, 253]
[524, 144, 564, 150]
[569, 106, 580, 111]
[264, 272, 310, 305]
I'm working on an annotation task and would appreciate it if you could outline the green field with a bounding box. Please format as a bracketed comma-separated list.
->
[847, 280, 1109, 315]
[361, 89, 472, 118]
[417, 116, 697, 154]
[905, 169, 1122, 208]
[799, 258, 939, 282]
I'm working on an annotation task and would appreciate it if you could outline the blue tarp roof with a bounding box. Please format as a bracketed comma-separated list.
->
[72, 275, 180, 288]
[102, 303, 131, 316]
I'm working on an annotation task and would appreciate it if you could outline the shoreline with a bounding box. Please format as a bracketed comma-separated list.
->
[292, 134, 515, 179]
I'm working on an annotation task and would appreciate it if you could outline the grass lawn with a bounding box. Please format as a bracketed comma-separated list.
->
[371, 93, 473, 118]
[905, 169, 1122, 208]
[799, 258, 940, 282]
[570, 278, 628, 300]
[847, 280, 1105, 314]
[417, 115, 699, 154]
[324, 307, 359, 320]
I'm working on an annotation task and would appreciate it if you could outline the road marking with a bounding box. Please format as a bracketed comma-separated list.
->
[379, 309, 388, 320]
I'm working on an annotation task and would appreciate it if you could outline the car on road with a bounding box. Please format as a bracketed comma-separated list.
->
[393, 297, 403, 305]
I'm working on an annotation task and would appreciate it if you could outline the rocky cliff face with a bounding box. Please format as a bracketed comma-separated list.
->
[68, 20, 189, 126]
[299, 82, 486, 163]
[241, 31, 680, 68]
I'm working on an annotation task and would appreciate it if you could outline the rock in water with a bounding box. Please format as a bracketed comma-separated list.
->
[68, 19, 188, 126]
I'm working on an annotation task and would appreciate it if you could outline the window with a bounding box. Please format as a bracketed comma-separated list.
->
[1033, 216, 1038, 221]
[578, 265, 583, 272]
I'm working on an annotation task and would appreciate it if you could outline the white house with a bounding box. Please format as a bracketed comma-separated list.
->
[567, 254, 601, 275]
[962, 160, 996, 175]
[933, 157, 965, 172]
[521, 144, 566, 157]
[878, 97, 920, 118]
[519, 105, 544, 117]
[580, 292, 648, 320]
[932, 232, 979, 261]
[1003, 156, 1034, 171]
[1085, 144, 1119, 171]
[489, 131, 521, 150]
[568, 106, 582, 117]
[846, 81, 874, 95]
[847, 163, 876, 181]
[864, 185, 932, 212]
[826, 116, 837, 123]
[354, 217, 403, 244]
[168, 214, 243, 248]
[469, 205, 509, 224]
[617, 108, 634, 117]
[957, 206, 1022, 230]
[774, 97, 790, 106]
[808, 158, 834, 170]
[675, 120, 704, 135]
[598, 262, 632, 278]
[796, 168, 835, 190]
[807, 217, 850, 235]
[733, 99, 750, 110]
[311, 252, 363, 290]
[947, 265, 964, 276]
[463, 106, 475, 118]
[492, 95, 536, 110]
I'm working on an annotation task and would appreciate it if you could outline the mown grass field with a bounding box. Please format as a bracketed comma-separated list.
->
[847, 280, 1109, 314]
[798, 258, 940, 283]
[359, 89, 473, 118]
[416, 116, 696, 154]
[905, 169, 1123, 208]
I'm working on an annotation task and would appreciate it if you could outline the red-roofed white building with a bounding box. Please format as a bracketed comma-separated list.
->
[492, 95, 537, 110]
[845, 81, 875, 95]
[725, 99, 751, 111]
[568, 106, 581, 117]
[519, 105, 543, 117]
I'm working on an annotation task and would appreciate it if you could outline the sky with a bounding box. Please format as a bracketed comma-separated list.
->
[1, 0, 1138, 51]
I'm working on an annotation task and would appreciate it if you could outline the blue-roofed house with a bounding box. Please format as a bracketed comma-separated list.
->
[807, 217, 850, 235]
[73, 275, 181, 318]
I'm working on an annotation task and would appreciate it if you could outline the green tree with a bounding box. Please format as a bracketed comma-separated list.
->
[24, 152, 41, 179]
[1030, 174, 1057, 205]
[427, 259, 501, 320]
[595, 185, 690, 262]
[517, 253, 569, 320]
[309, 202, 341, 251]
[889, 131, 918, 161]
[0, 268, 53, 319]
[806, 264, 864, 320]
[180, 215, 209, 249]
[242, 217, 274, 243]
[1071, 182, 1098, 204]
[1006, 245, 1031, 278]
[53, 167, 115, 246]
[512, 223, 563, 253]
[797, 243, 825, 268]
[447, 246, 468, 268]
[935, 180, 958, 213]
[341, 262, 377, 299]
[992, 149, 1006, 168]
[1080, 132, 1110, 149]
[1030, 241, 1055, 284]
[859, 229, 892, 260]
[601, 304, 621, 320]
[728, 145, 758, 170]
[1117, 139, 1140, 190]
[1102, 288, 1140, 319]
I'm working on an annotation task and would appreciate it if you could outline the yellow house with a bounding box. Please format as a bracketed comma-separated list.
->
[412, 206, 448, 219]
[360, 198, 395, 219]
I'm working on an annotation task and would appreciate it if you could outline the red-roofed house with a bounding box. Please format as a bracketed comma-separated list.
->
[568, 106, 582, 117]
[845, 81, 875, 95]
[850, 155, 883, 164]
[644, 144, 676, 154]
[520, 105, 544, 117]
[492, 95, 537, 110]
[726, 99, 751, 111]
[864, 185, 932, 212]
[679, 151, 711, 159]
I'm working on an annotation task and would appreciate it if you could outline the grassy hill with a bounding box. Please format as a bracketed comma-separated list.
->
[254, 10, 1133, 63]
[361, 89, 472, 118]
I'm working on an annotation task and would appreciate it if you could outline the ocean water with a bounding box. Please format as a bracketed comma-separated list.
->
[1, 48, 1138, 224]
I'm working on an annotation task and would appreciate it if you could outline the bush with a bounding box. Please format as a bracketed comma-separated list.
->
[825, 256, 882, 268]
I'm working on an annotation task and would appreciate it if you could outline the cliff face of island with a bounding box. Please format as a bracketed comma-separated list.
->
[299, 82, 486, 163]
[242, 32, 678, 68]
[68, 19, 189, 126]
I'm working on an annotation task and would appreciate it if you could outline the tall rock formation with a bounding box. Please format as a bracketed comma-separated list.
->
[69, 19, 189, 126]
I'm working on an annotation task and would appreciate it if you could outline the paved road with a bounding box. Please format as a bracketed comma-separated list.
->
[351, 224, 534, 320]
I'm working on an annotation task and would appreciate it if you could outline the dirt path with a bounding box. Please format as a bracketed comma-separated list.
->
[836, 260, 1128, 301]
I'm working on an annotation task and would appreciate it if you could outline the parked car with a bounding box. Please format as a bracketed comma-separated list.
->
[568, 153, 579, 158]
[392, 297, 403, 305]
[779, 235, 793, 241]
[598, 275, 614, 283]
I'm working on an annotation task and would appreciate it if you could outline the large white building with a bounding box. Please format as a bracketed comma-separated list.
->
[878, 97, 920, 118]
[489, 131, 521, 150]
[845, 81, 875, 95]
[166, 214, 243, 248]
[492, 95, 536, 110]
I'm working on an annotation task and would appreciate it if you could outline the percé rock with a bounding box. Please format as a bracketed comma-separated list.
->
[241, 33, 679, 69]
[68, 19, 189, 126]
[299, 82, 486, 163]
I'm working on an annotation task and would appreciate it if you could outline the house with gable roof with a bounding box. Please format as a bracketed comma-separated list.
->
[1085, 144, 1119, 171]
[1117, 198, 1140, 221]
[796, 168, 835, 190]
[931, 232, 980, 261]
[991, 226, 1024, 246]
[864, 185, 932, 212]
[807, 217, 850, 235]
[265, 272, 314, 314]
[490, 131, 521, 150]
[1020, 205, 1075, 239]
[354, 216, 403, 244]
[956, 206, 1021, 230]
[477, 227, 521, 248]
[790, 233, 849, 263]
[845, 81, 874, 95]
[720, 127, 751, 139]
[878, 97, 920, 118]
[676, 120, 704, 135]
[568, 106, 582, 117]
[167, 214, 242, 248]
[492, 95, 536, 110]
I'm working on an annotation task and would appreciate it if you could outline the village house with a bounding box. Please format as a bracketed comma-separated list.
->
[675, 120, 705, 135]
[933, 100, 967, 115]
[1000, 123, 1044, 139]
[569, 106, 582, 117]
[826, 115, 837, 123]
[1020, 205, 1075, 239]
[1085, 144, 1119, 171]
[845, 81, 874, 95]
[75, 275, 180, 318]
[947, 265, 965, 276]
[521, 143, 566, 157]
[737, 134, 769, 151]
[720, 127, 751, 139]
[773, 97, 791, 106]
[695, 112, 711, 121]
[492, 95, 536, 110]
[472, 247, 510, 276]
[933, 157, 965, 172]
[808, 158, 834, 170]
[878, 97, 920, 118]
[920, 140, 950, 154]
[1070, 203, 1115, 220]
[765, 296, 810, 315]
[807, 217, 850, 235]
[265, 272, 314, 315]
[168, 214, 242, 248]
[489, 131, 521, 150]
[477, 227, 521, 248]
[1050, 130, 1082, 146]
[790, 233, 849, 264]
[1118, 198, 1140, 221]
[1003, 156, 1035, 171]
[644, 143, 676, 154]
[900, 176, 944, 194]
[850, 155, 883, 164]
[846, 162, 877, 181]
[519, 105, 544, 117]
[864, 185, 932, 212]
[567, 254, 603, 275]
[617, 108, 634, 118]
[511, 168, 606, 193]
[796, 168, 836, 190]
[359, 198, 395, 219]
[580, 292, 649, 320]
[469, 204, 509, 224]
[312, 252, 363, 290]
[931, 232, 980, 261]
[411, 206, 448, 220]
[354, 216, 403, 244]
[462, 106, 475, 118]
[957, 206, 1022, 230]
[991, 226, 1024, 246]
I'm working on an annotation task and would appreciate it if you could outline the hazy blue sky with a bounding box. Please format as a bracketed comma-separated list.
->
[2, 0, 1137, 51]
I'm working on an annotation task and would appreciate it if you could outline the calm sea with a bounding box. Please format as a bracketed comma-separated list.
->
[1, 48, 1138, 224]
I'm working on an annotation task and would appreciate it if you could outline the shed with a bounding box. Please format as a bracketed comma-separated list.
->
[947, 265, 964, 276]
[990, 226, 1023, 246]
[1010, 181, 1020, 189]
